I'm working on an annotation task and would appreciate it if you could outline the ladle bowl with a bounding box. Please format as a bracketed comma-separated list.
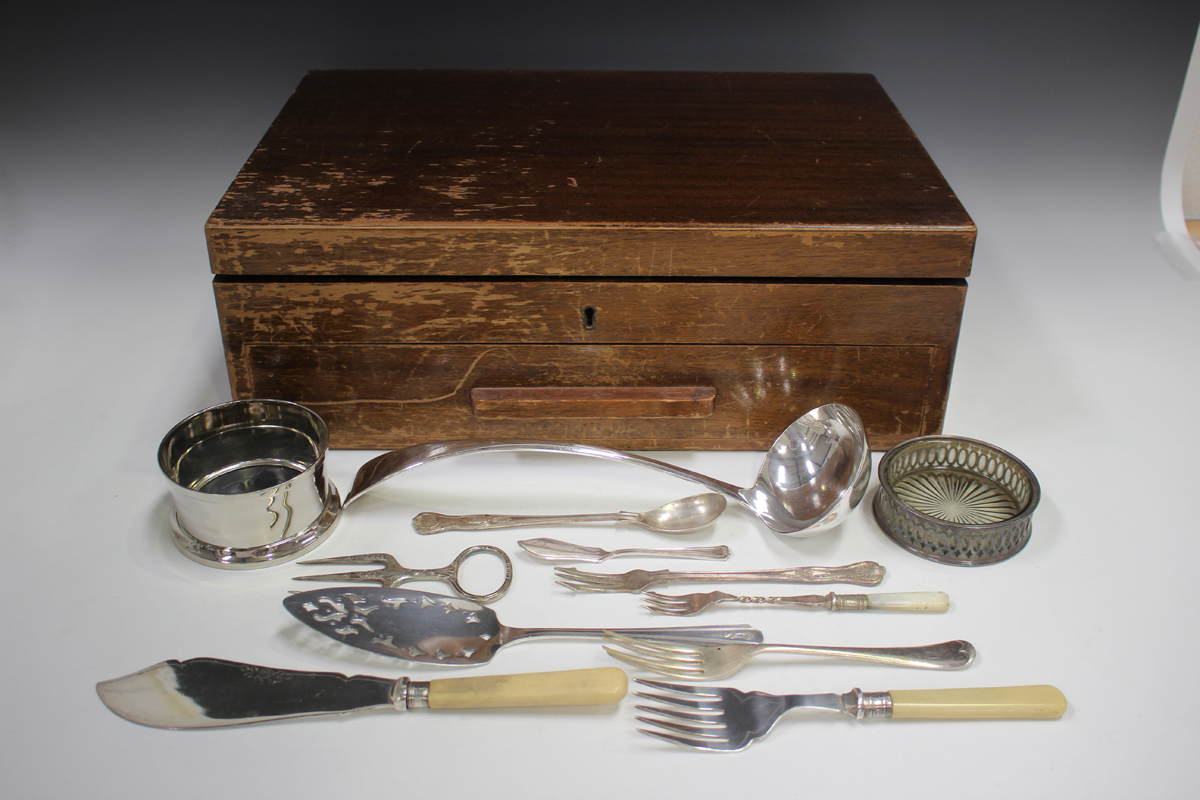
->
[345, 403, 871, 537]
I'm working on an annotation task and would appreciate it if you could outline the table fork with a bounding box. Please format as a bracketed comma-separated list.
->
[642, 590, 950, 616]
[555, 561, 885, 593]
[634, 679, 1068, 751]
[603, 632, 975, 679]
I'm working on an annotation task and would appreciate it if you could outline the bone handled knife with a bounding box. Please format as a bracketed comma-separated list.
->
[96, 657, 628, 729]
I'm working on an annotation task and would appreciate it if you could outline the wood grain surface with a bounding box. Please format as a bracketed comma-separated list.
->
[208, 70, 973, 449]
[206, 70, 975, 279]
[216, 280, 964, 449]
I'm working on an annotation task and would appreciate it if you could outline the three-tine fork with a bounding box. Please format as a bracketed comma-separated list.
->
[634, 679, 1068, 751]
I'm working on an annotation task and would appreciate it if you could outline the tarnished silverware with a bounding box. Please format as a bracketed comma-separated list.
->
[642, 590, 949, 616]
[634, 679, 1067, 751]
[294, 546, 513, 603]
[554, 561, 885, 593]
[414, 494, 727, 535]
[519, 538, 732, 563]
[284, 587, 764, 666]
[346, 404, 871, 538]
[603, 632, 975, 679]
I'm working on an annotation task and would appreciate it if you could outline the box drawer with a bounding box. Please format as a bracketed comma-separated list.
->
[236, 343, 939, 450]
[215, 279, 963, 449]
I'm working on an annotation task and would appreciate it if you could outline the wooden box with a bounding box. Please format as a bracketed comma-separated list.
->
[207, 70, 974, 450]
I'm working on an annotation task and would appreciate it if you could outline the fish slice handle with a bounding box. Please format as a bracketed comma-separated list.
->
[425, 668, 628, 709]
[888, 686, 1067, 719]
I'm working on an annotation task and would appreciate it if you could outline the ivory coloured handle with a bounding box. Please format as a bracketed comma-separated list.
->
[865, 592, 951, 612]
[889, 685, 1067, 719]
[427, 668, 628, 709]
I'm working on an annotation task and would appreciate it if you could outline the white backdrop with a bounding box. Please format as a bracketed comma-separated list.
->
[3, 2, 1200, 797]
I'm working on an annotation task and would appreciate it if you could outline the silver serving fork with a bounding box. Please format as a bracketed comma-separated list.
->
[554, 561, 885, 593]
[634, 679, 1068, 751]
[294, 546, 513, 603]
[603, 632, 975, 679]
[642, 590, 950, 616]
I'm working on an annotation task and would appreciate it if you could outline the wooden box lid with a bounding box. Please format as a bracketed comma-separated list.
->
[207, 70, 975, 279]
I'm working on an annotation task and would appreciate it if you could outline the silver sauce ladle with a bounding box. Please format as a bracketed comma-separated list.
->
[344, 403, 871, 538]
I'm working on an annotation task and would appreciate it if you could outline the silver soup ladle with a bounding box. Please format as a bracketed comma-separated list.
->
[344, 404, 871, 538]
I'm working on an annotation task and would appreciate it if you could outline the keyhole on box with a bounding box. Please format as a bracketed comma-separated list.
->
[582, 305, 598, 330]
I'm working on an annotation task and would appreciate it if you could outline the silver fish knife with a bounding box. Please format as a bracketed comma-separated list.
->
[96, 658, 628, 729]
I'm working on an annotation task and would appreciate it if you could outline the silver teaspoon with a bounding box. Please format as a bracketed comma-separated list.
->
[518, 537, 732, 563]
[413, 493, 727, 535]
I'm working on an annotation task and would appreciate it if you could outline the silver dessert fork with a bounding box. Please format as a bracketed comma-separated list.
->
[603, 632, 975, 679]
[634, 679, 1068, 751]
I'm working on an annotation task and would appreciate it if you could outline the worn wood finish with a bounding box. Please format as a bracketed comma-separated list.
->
[208, 70, 974, 450]
[212, 280, 966, 346]
[207, 227, 974, 280]
[215, 280, 964, 449]
[206, 70, 975, 279]
[235, 342, 939, 450]
[470, 386, 717, 419]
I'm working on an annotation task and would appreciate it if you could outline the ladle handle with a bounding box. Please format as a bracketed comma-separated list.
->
[413, 510, 635, 534]
[345, 440, 743, 507]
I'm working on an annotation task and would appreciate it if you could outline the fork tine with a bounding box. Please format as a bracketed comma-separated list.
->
[635, 714, 723, 737]
[552, 567, 621, 583]
[603, 646, 704, 677]
[635, 678, 723, 695]
[603, 634, 708, 677]
[292, 570, 386, 584]
[634, 686, 723, 706]
[634, 697, 721, 716]
[642, 605, 691, 616]
[641, 591, 684, 604]
[636, 726, 737, 751]
[640, 592, 692, 614]
[298, 553, 397, 567]
[294, 553, 400, 585]
[603, 633, 703, 661]
[555, 579, 623, 593]
[604, 632, 695, 654]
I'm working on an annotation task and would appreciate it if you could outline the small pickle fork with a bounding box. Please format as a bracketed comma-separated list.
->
[603, 632, 975, 679]
[633, 679, 1068, 751]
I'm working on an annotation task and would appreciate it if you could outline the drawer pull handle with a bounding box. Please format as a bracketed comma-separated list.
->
[471, 386, 715, 419]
